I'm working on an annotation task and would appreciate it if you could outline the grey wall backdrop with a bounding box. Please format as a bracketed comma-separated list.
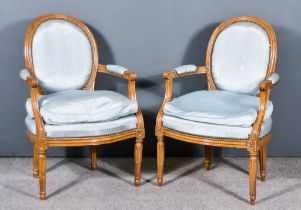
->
[0, 0, 300, 157]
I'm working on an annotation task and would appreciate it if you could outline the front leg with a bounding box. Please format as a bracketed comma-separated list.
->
[249, 152, 257, 205]
[39, 147, 47, 200]
[134, 138, 143, 186]
[157, 136, 165, 186]
[33, 143, 39, 177]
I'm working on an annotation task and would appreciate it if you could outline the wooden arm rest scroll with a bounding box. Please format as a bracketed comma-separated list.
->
[25, 77, 39, 88]
[20, 69, 39, 88]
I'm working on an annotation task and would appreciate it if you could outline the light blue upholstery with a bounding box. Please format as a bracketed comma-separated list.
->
[26, 90, 138, 125]
[212, 22, 270, 95]
[26, 115, 137, 138]
[32, 19, 93, 93]
[162, 115, 272, 139]
[267, 73, 279, 85]
[106, 65, 128, 75]
[174, 65, 197, 74]
[164, 90, 273, 127]
[20, 69, 31, 81]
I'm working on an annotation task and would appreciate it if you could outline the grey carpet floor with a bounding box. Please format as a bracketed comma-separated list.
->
[0, 157, 300, 210]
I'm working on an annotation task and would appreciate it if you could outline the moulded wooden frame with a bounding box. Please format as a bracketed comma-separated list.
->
[155, 16, 277, 205]
[22, 14, 145, 200]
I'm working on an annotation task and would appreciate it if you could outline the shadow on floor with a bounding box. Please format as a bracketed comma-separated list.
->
[257, 182, 301, 204]
[6, 157, 301, 204]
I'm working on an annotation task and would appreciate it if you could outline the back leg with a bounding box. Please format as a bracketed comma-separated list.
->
[33, 143, 39, 177]
[90, 146, 97, 170]
[204, 145, 212, 171]
[259, 145, 267, 181]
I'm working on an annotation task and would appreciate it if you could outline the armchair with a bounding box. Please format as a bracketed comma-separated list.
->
[20, 14, 144, 200]
[156, 16, 278, 205]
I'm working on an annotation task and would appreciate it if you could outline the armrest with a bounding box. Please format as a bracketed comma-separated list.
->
[174, 64, 197, 74]
[19, 69, 38, 88]
[20, 69, 31, 81]
[155, 66, 206, 136]
[98, 64, 137, 81]
[259, 73, 279, 91]
[97, 64, 137, 100]
[164, 65, 207, 79]
[267, 73, 279, 85]
[106, 64, 128, 75]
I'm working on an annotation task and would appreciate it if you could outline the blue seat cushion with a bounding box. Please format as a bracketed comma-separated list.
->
[163, 90, 273, 127]
[163, 115, 272, 139]
[25, 115, 137, 138]
[26, 90, 138, 125]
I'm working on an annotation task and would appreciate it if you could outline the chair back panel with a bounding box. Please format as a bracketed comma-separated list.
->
[25, 15, 98, 93]
[206, 17, 277, 95]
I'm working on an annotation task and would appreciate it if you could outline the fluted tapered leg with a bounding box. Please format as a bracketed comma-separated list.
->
[39, 148, 47, 200]
[157, 136, 165, 186]
[134, 138, 143, 186]
[249, 152, 257, 205]
[90, 146, 97, 170]
[33, 143, 39, 177]
[259, 145, 266, 181]
[204, 145, 212, 171]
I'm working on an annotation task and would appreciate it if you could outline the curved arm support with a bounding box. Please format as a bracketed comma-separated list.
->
[155, 66, 207, 136]
[248, 79, 275, 152]
[30, 87, 46, 139]
[98, 64, 137, 100]
[135, 108, 145, 139]
[98, 64, 143, 136]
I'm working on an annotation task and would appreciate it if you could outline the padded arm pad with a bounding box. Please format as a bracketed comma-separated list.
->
[267, 73, 279, 85]
[20, 69, 31, 81]
[174, 65, 197, 74]
[106, 65, 128, 75]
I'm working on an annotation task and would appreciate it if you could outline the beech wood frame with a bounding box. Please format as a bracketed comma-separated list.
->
[22, 14, 145, 200]
[155, 16, 277, 205]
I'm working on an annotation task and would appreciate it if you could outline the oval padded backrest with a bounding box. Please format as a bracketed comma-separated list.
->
[211, 22, 270, 95]
[32, 19, 93, 93]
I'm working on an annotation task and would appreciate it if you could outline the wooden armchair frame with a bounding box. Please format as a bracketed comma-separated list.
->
[155, 16, 277, 205]
[22, 14, 145, 200]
